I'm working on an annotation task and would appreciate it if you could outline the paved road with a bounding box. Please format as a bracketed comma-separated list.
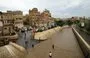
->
[26, 27, 84, 58]
[16, 31, 39, 49]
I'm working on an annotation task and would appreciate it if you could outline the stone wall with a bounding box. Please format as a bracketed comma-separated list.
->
[72, 27, 90, 58]
[34, 26, 62, 40]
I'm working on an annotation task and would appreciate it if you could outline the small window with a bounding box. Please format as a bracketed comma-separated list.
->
[4, 28, 7, 29]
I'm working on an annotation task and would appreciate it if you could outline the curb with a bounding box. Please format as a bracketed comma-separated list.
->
[72, 27, 90, 58]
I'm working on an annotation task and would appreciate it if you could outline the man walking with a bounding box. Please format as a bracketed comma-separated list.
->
[49, 51, 52, 58]
[32, 44, 34, 48]
[24, 31, 26, 40]
[52, 44, 54, 49]
[25, 40, 28, 49]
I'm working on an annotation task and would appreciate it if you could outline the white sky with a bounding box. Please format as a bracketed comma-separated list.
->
[0, 0, 90, 18]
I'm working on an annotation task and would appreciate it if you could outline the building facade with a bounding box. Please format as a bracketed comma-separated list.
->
[0, 11, 23, 35]
[28, 8, 41, 27]
[7, 11, 24, 29]
[28, 8, 55, 30]
[0, 11, 23, 43]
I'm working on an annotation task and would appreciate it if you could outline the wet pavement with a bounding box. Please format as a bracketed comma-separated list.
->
[26, 27, 84, 58]
[16, 31, 39, 49]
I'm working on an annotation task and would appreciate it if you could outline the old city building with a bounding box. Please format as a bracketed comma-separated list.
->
[40, 9, 53, 29]
[0, 12, 3, 35]
[1, 12, 14, 36]
[0, 11, 23, 35]
[27, 8, 55, 30]
[0, 11, 23, 46]
[28, 8, 41, 27]
[7, 11, 24, 29]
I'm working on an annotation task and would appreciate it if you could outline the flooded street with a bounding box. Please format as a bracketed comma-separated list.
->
[16, 31, 40, 48]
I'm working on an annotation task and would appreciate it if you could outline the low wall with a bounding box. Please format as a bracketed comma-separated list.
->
[0, 31, 18, 40]
[72, 27, 90, 58]
[34, 27, 62, 40]
[10, 42, 26, 54]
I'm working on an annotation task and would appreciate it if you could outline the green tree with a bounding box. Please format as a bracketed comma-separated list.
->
[55, 20, 65, 26]
[74, 20, 80, 24]
[66, 20, 73, 26]
[84, 20, 90, 31]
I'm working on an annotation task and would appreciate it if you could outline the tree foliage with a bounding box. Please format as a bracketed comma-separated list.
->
[66, 20, 73, 26]
[55, 20, 65, 26]
[85, 20, 90, 31]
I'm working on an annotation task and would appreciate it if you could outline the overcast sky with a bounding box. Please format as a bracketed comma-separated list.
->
[0, 0, 90, 18]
